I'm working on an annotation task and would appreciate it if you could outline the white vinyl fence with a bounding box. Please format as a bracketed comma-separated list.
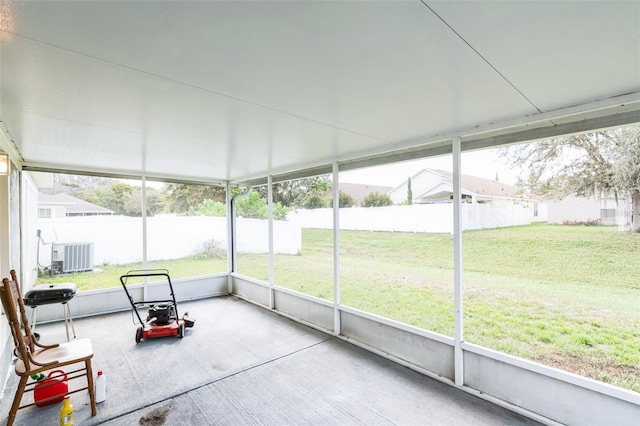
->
[37, 215, 301, 267]
[36, 203, 535, 268]
[287, 203, 535, 233]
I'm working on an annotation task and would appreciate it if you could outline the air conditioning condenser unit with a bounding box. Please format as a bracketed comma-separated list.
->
[51, 242, 94, 274]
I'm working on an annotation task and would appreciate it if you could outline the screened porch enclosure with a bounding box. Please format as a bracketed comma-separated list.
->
[0, 1, 639, 425]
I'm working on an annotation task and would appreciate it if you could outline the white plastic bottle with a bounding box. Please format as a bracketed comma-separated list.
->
[95, 370, 106, 403]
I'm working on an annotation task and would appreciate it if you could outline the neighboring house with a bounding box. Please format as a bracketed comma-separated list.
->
[388, 169, 525, 204]
[388, 168, 547, 222]
[38, 193, 114, 218]
[332, 183, 393, 207]
[547, 194, 632, 226]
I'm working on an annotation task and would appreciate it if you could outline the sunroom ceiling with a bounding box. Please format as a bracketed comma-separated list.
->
[0, 1, 639, 185]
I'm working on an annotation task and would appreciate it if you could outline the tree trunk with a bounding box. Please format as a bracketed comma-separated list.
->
[632, 189, 640, 232]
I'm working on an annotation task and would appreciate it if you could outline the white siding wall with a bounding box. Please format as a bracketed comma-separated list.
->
[547, 196, 602, 225]
[388, 170, 443, 204]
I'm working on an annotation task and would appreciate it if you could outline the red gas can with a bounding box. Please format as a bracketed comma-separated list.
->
[34, 370, 68, 407]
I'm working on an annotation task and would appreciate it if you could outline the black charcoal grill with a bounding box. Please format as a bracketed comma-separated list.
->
[24, 283, 78, 341]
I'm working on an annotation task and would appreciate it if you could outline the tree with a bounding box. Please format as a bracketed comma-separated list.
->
[163, 183, 225, 214]
[406, 177, 413, 205]
[253, 176, 330, 207]
[144, 188, 165, 216]
[500, 126, 640, 232]
[122, 187, 164, 216]
[361, 192, 393, 207]
[46, 174, 112, 197]
[234, 190, 291, 220]
[235, 191, 267, 218]
[272, 177, 332, 209]
[189, 199, 226, 217]
[611, 126, 640, 231]
[92, 181, 134, 215]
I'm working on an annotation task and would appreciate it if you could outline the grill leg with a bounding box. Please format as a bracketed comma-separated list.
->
[62, 302, 76, 341]
[29, 307, 37, 333]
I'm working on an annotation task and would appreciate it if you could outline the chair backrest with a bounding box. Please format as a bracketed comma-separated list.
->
[0, 276, 32, 371]
[9, 270, 38, 353]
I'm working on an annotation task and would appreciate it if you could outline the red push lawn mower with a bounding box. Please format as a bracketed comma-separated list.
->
[120, 269, 195, 343]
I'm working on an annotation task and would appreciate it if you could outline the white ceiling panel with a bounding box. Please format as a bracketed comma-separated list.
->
[0, 1, 638, 184]
[428, 1, 640, 110]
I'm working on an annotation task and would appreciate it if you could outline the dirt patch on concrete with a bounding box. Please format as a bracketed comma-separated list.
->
[139, 405, 171, 426]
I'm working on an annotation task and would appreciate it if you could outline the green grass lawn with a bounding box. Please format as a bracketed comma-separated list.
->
[38, 223, 640, 391]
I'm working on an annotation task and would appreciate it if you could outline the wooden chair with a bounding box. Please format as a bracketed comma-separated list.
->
[0, 270, 96, 426]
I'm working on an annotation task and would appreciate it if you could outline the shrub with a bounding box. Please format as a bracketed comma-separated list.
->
[301, 192, 326, 209]
[235, 190, 292, 219]
[189, 199, 226, 217]
[330, 192, 354, 208]
[193, 238, 226, 259]
[362, 192, 393, 207]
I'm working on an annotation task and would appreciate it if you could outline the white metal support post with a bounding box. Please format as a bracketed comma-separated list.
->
[141, 176, 149, 300]
[226, 182, 233, 294]
[452, 136, 464, 386]
[332, 162, 341, 335]
[0, 174, 9, 275]
[268, 175, 275, 309]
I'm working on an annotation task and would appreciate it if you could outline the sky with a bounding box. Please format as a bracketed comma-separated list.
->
[339, 148, 522, 188]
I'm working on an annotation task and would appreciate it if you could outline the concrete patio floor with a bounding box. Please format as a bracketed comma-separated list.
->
[1, 296, 542, 425]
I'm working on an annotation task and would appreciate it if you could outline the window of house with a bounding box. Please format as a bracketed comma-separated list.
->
[600, 198, 616, 219]
[38, 208, 51, 219]
[600, 208, 616, 219]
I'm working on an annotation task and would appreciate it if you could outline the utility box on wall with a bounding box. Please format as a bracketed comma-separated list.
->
[51, 242, 94, 274]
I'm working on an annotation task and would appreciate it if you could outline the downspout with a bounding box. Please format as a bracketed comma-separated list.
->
[229, 186, 252, 276]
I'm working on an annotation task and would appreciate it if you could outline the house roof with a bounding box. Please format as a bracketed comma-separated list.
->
[38, 193, 114, 215]
[338, 183, 394, 205]
[432, 170, 523, 199]
[1, 2, 638, 186]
